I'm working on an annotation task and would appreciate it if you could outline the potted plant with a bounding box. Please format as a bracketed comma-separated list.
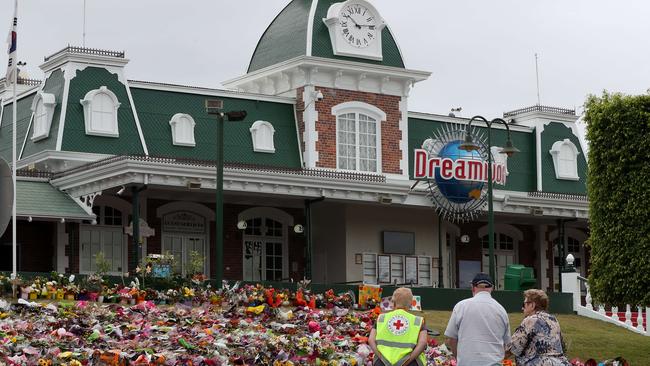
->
[187, 251, 205, 281]
[85, 273, 103, 302]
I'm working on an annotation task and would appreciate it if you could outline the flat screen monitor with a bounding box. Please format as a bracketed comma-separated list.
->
[383, 231, 415, 255]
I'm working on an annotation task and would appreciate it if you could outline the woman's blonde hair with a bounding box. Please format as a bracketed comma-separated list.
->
[392, 287, 413, 309]
[524, 289, 549, 311]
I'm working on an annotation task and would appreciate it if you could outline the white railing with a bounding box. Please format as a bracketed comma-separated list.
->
[562, 271, 649, 336]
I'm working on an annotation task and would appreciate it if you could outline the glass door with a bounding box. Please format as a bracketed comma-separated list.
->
[243, 239, 263, 281]
[242, 217, 286, 281]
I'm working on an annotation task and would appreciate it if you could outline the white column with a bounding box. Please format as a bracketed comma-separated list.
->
[561, 271, 580, 312]
[302, 85, 319, 168]
[56, 222, 69, 273]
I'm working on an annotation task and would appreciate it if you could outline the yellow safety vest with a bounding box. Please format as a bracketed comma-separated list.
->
[376, 309, 427, 366]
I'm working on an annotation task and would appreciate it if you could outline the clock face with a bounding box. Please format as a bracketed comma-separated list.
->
[339, 3, 378, 48]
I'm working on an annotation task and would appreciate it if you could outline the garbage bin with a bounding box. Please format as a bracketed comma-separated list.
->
[504, 264, 537, 291]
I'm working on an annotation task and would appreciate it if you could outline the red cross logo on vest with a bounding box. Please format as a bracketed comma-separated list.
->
[387, 314, 410, 336]
[393, 319, 405, 330]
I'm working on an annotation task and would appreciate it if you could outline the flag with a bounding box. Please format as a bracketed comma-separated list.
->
[5, 0, 17, 87]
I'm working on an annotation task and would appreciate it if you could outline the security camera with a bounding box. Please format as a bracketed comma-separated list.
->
[311, 90, 324, 102]
[117, 186, 126, 196]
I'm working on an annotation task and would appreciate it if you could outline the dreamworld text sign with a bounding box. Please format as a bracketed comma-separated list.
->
[413, 149, 507, 186]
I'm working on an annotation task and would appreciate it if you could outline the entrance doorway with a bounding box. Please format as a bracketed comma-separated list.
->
[242, 217, 286, 281]
[161, 212, 207, 277]
[481, 233, 517, 290]
[80, 225, 125, 274]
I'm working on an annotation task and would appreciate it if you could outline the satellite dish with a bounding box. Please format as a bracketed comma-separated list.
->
[0, 158, 13, 237]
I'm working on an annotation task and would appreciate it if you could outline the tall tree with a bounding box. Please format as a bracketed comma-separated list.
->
[585, 91, 650, 306]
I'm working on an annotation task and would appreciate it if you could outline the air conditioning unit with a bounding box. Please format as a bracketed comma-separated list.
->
[378, 195, 393, 205]
[187, 181, 202, 190]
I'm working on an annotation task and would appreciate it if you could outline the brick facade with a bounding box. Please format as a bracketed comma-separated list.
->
[454, 222, 537, 287]
[144, 199, 307, 281]
[296, 86, 306, 156]
[307, 87, 403, 174]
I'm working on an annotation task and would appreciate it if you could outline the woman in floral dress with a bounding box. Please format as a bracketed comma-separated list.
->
[506, 289, 571, 366]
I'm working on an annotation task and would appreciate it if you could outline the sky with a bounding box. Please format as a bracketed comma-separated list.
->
[2, 0, 649, 129]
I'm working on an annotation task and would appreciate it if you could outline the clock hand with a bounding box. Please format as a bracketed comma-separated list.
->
[343, 14, 362, 29]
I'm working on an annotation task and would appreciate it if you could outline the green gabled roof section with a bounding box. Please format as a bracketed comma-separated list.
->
[311, 0, 404, 68]
[61, 67, 145, 155]
[17, 180, 93, 220]
[248, 0, 311, 73]
[130, 87, 302, 169]
[540, 122, 588, 194]
[0, 92, 36, 163]
[408, 116, 537, 193]
[247, 0, 405, 73]
[21, 69, 65, 158]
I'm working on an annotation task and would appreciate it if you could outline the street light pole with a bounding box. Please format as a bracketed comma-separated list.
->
[206, 100, 247, 287]
[215, 111, 225, 286]
[460, 116, 519, 285]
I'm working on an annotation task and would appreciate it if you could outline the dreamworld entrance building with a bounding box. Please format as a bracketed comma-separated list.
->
[0, 0, 589, 292]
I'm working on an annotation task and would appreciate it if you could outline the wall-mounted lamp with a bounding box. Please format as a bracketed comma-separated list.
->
[116, 186, 126, 195]
[27, 216, 33, 222]
[91, 219, 97, 225]
[60, 218, 65, 223]
[237, 220, 247, 230]
[293, 224, 305, 234]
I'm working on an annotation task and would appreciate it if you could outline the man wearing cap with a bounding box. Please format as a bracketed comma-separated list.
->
[369, 287, 428, 366]
[444, 273, 511, 366]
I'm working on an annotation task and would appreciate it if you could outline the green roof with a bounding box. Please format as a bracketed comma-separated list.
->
[16, 180, 93, 220]
[61, 67, 145, 155]
[248, 0, 311, 72]
[540, 122, 588, 194]
[408, 117, 537, 193]
[21, 69, 66, 158]
[0, 92, 36, 163]
[248, 0, 405, 73]
[130, 87, 302, 168]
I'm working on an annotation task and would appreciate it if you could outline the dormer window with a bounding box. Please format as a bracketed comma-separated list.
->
[332, 101, 386, 173]
[249, 120, 275, 153]
[80, 86, 120, 137]
[169, 113, 196, 147]
[550, 139, 580, 180]
[30, 92, 57, 141]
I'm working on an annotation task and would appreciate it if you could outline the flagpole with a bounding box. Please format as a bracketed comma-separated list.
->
[9, 0, 18, 279]
[11, 62, 16, 279]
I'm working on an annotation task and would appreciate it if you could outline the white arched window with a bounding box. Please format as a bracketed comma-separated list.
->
[332, 101, 386, 173]
[550, 139, 580, 180]
[80, 86, 121, 137]
[30, 92, 57, 141]
[169, 113, 196, 147]
[249, 120, 275, 153]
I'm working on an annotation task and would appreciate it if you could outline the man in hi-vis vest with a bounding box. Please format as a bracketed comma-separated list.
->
[369, 288, 428, 366]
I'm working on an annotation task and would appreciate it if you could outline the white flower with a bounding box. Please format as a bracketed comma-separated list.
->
[69, 275, 75, 283]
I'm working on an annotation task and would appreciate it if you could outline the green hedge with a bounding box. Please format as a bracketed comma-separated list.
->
[585, 91, 650, 306]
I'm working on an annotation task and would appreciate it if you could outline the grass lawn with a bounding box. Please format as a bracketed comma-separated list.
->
[423, 311, 650, 365]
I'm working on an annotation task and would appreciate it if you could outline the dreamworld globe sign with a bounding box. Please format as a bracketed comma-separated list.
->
[413, 125, 508, 222]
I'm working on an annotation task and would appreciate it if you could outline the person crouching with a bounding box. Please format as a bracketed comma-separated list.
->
[368, 287, 428, 366]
